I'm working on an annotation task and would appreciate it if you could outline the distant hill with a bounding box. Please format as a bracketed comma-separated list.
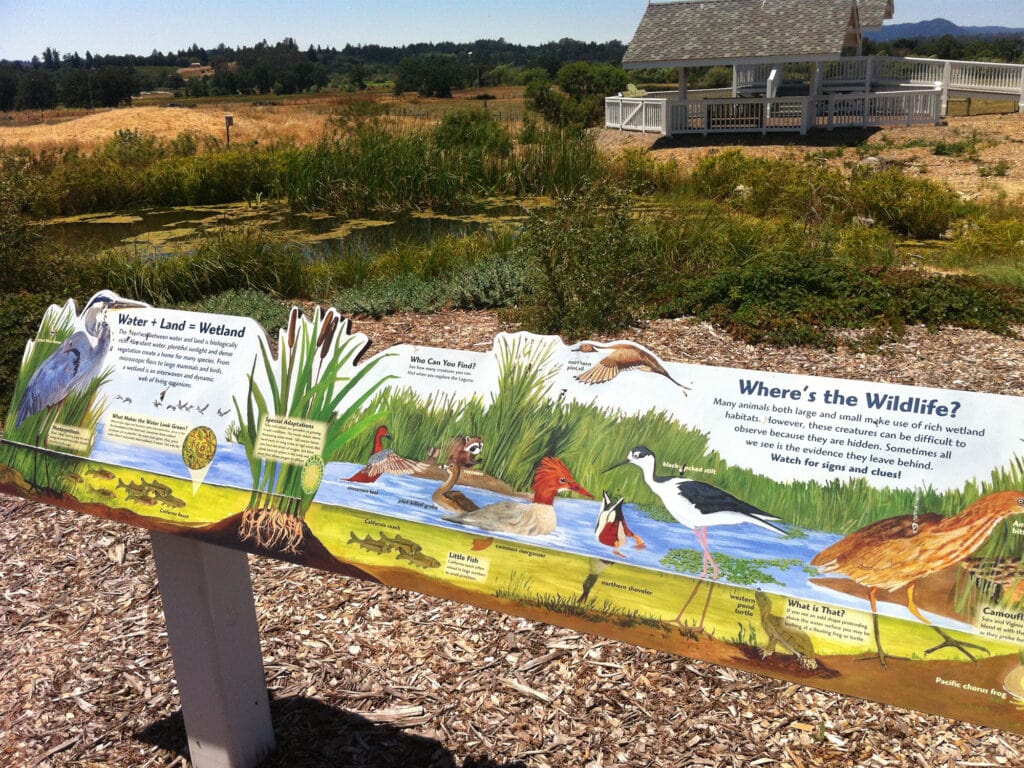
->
[867, 18, 1024, 42]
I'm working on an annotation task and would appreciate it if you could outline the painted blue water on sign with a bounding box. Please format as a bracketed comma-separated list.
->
[87, 427, 974, 633]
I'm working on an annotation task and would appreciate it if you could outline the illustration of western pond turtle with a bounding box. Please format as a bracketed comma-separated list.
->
[754, 590, 818, 670]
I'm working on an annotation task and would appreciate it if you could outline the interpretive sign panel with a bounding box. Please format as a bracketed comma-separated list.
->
[4, 291, 1024, 733]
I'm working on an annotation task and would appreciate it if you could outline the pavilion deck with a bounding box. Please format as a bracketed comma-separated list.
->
[606, 55, 1024, 135]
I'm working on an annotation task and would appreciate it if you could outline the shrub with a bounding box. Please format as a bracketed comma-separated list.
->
[607, 148, 684, 194]
[656, 222, 1024, 347]
[688, 150, 846, 224]
[932, 131, 980, 159]
[944, 215, 1024, 270]
[663, 245, 872, 346]
[979, 160, 1010, 178]
[92, 227, 311, 305]
[848, 167, 963, 239]
[432, 109, 511, 156]
[178, 289, 291, 333]
[333, 252, 527, 318]
[514, 187, 662, 339]
[510, 126, 603, 196]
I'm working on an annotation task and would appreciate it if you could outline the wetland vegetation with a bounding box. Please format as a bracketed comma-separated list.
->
[4, 103, 1024, 429]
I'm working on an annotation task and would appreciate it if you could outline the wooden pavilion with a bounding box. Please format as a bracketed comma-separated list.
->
[606, 0, 1024, 135]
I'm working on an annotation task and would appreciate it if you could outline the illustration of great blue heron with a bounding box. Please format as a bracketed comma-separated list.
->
[15, 291, 147, 428]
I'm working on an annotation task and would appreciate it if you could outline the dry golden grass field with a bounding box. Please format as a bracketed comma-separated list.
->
[2, 89, 1022, 200]
[0, 87, 529, 154]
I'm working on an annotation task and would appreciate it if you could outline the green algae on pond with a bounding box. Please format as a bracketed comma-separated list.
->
[41, 200, 530, 257]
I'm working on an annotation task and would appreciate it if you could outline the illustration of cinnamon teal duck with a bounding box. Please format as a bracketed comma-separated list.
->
[443, 456, 593, 536]
[432, 435, 485, 514]
[572, 341, 690, 393]
[812, 491, 1024, 667]
[345, 425, 427, 483]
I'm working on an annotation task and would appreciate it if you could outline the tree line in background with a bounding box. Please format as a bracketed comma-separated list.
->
[0, 31, 1021, 117]
[0, 37, 628, 111]
[864, 34, 1024, 63]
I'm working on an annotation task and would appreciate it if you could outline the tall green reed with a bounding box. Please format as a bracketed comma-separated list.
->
[234, 306, 391, 552]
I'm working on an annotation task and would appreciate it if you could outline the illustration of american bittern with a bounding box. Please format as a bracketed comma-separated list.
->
[572, 341, 691, 393]
[812, 491, 1024, 667]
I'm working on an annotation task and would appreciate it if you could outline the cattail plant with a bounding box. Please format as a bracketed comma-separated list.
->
[233, 305, 392, 553]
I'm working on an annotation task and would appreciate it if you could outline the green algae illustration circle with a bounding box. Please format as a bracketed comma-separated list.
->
[301, 455, 325, 496]
[182, 426, 218, 470]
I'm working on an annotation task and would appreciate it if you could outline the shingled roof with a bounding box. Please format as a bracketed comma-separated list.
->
[622, 0, 864, 68]
[857, 0, 894, 29]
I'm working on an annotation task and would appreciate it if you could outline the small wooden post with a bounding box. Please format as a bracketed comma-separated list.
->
[151, 533, 275, 768]
[225, 115, 234, 148]
[940, 61, 952, 116]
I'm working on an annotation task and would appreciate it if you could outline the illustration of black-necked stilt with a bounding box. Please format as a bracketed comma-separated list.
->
[572, 341, 690, 393]
[606, 445, 785, 630]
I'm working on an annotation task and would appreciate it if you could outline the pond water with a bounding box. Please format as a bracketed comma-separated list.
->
[42, 200, 532, 257]
[86, 424, 977, 635]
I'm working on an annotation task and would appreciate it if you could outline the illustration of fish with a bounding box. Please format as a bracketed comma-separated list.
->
[118, 478, 150, 495]
[91, 486, 117, 499]
[159, 494, 186, 508]
[386, 533, 422, 553]
[86, 467, 116, 480]
[133, 496, 158, 506]
[60, 472, 84, 484]
[348, 531, 392, 554]
[143, 478, 174, 497]
[396, 549, 441, 569]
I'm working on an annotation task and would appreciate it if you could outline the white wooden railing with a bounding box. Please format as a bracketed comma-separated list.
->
[736, 55, 1024, 100]
[607, 89, 942, 135]
[610, 54, 1023, 135]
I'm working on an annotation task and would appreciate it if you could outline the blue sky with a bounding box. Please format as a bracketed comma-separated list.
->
[2, 1, 1023, 61]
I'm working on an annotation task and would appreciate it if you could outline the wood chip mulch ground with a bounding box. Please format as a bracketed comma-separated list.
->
[5, 311, 1024, 767]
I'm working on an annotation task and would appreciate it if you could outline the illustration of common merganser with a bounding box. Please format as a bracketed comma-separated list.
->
[443, 456, 592, 535]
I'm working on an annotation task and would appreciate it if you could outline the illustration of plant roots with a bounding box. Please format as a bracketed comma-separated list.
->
[233, 306, 389, 554]
[239, 495, 306, 553]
